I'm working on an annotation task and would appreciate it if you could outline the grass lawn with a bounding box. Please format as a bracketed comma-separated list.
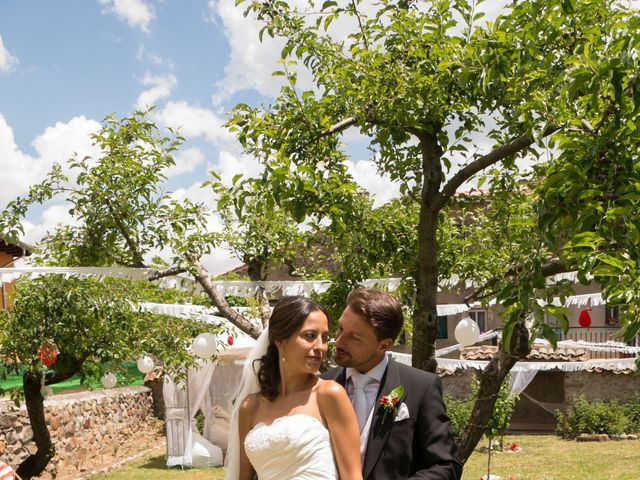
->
[90, 435, 640, 480]
[89, 454, 225, 480]
[0, 362, 144, 396]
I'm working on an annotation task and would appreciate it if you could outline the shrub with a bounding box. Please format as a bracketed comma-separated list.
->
[556, 394, 632, 438]
[444, 373, 518, 446]
[622, 393, 640, 434]
[444, 395, 474, 439]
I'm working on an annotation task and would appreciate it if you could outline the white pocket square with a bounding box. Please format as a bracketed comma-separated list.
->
[394, 402, 410, 422]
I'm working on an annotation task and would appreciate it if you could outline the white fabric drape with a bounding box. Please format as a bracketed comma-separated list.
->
[0, 266, 153, 284]
[435, 357, 636, 372]
[224, 327, 271, 480]
[164, 374, 190, 467]
[433, 330, 501, 357]
[164, 361, 223, 468]
[507, 371, 538, 400]
[436, 304, 470, 316]
[564, 293, 605, 307]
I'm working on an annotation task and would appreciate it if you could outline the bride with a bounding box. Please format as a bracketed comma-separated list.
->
[225, 297, 362, 480]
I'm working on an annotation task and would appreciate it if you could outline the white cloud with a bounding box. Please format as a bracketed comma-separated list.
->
[151, 100, 234, 144]
[0, 114, 101, 209]
[215, 149, 262, 185]
[0, 35, 18, 73]
[136, 45, 175, 69]
[22, 204, 76, 245]
[209, 0, 293, 104]
[167, 147, 204, 178]
[98, 0, 155, 33]
[170, 180, 243, 275]
[209, 0, 380, 104]
[347, 159, 400, 207]
[201, 249, 242, 276]
[134, 72, 177, 110]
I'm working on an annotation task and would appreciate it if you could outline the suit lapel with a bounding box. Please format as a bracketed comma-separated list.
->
[362, 358, 404, 479]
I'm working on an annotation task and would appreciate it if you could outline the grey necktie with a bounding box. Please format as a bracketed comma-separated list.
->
[350, 373, 370, 432]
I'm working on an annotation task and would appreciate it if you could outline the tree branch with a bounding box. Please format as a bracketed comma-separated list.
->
[435, 125, 560, 211]
[350, 0, 369, 50]
[463, 258, 569, 305]
[311, 116, 358, 143]
[103, 200, 145, 267]
[147, 266, 187, 281]
[189, 257, 263, 339]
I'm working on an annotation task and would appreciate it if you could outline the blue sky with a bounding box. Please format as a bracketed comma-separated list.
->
[0, 0, 362, 273]
[0, 0, 518, 273]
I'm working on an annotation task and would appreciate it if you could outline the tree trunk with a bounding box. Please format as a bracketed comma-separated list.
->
[16, 372, 55, 480]
[412, 130, 444, 373]
[413, 206, 439, 373]
[246, 259, 271, 327]
[456, 319, 531, 462]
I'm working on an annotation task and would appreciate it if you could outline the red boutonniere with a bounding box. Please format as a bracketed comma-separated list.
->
[379, 385, 405, 422]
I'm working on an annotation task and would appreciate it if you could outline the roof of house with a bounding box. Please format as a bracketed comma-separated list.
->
[0, 234, 34, 258]
[460, 344, 589, 362]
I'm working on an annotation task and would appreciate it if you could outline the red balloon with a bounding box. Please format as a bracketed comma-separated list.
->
[578, 309, 592, 328]
[227, 336, 234, 346]
[38, 344, 57, 367]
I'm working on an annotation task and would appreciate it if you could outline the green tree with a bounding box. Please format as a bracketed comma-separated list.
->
[225, 0, 640, 461]
[0, 109, 261, 338]
[0, 275, 214, 479]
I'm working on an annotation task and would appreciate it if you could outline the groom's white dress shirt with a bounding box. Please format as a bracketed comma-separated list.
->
[346, 355, 388, 459]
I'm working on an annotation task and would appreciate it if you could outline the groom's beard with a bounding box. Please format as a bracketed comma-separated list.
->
[334, 347, 354, 367]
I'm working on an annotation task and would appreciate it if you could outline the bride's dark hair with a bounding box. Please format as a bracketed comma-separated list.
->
[255, 296, 328, 400]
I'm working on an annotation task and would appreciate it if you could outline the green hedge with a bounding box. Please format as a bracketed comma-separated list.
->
[555, 394, 640, 438]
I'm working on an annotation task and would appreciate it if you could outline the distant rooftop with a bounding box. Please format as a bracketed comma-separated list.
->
[0, 234, 34, 258]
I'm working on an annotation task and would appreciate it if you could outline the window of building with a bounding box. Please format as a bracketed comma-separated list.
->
[468, 309, 486, 332]
[605, 306, 620, 327]
[437, 315, 448, 339]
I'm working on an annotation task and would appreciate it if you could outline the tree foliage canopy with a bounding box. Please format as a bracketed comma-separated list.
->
[225, 0, 640, 460]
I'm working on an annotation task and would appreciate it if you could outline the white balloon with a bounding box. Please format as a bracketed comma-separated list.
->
[192, 332, 218, 359]
[454, 317, 480, 347]
[102, 372, 117, 389]
[137, 355, 155, 374]
[41, 386, 54, 398]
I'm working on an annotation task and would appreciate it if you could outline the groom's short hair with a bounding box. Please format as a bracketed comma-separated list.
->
[346, 288, 404, 342]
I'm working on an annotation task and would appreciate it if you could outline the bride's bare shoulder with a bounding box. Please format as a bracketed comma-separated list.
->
[239, 393, 262, 415]
[316, 378, 346, 399]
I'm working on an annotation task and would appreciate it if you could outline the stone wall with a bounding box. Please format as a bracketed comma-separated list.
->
[440, 369, 640, 432]
[564, 370, 640, 403]
[0, 386, 162, 479]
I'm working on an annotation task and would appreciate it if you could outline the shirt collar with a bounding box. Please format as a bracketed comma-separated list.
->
[346, 354, 388, 383]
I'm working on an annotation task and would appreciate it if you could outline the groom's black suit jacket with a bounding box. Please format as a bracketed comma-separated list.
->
[322, 358, 462, 480]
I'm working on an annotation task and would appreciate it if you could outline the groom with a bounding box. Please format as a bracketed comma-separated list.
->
[322, 288, 462, 480]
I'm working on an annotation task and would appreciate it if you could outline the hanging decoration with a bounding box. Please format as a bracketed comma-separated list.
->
[136, 355, 155, 374]
[227, 336, 234, 346]
[454, 317, 480, 347]
[41, 386, 54, 397]
[192, 332, 217, 359]
[38, 344, 57, 367]
[578, 309, 592, 328]
[102, 372, 117, 389]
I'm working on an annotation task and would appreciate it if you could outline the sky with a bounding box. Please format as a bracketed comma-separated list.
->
[2, 0, 573, 276]
[0, 0, 415, 274]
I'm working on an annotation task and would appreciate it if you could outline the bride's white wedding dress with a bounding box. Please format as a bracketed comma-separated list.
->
[244, 413, 338, 480]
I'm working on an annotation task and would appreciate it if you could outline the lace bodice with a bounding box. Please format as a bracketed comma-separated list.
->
[244, 414, 338, 480]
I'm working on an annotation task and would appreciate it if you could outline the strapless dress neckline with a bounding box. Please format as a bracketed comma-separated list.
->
[244, 412, 338, 479]
[249, 413, 326, 434]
